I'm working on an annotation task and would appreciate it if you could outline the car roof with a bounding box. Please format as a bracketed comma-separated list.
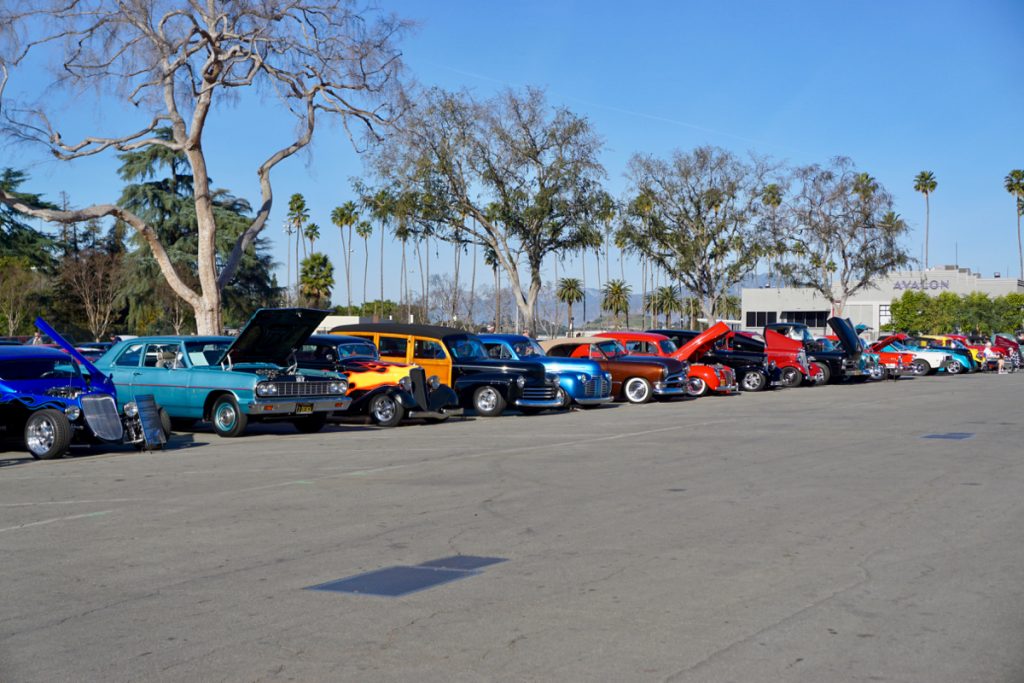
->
[307, 334, 374, 345]
[478, 333, 532, 344]
[0, 345, 72, 360]
[330, 323, 473, 340]
[598, 330, 670, 341]
[113, 335, 233, 344]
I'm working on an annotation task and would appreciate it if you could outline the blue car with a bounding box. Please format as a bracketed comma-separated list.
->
[478, 334, 613, 408]
[0, 319, 152, 459]
[94, 308, 351, 437]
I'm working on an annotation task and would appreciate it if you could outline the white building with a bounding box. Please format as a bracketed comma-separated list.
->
[741, 266, 1024, 334]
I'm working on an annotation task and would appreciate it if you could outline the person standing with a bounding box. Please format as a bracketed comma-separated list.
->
[30, 331, 44, 345]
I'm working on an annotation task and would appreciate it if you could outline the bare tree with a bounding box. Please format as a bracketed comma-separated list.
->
[0, 1, 407, 333]
[364, 87, 605, 335]
[0, 256, 45, 336]
[61, 249, 127, 340]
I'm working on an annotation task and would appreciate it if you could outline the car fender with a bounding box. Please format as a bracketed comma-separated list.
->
[688, 364, 720, 390]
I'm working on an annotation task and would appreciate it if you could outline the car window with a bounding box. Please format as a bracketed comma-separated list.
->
[115, 342, 144, 367]
[448, 337, 488, 360]
[413, 339, 446, 360]
[337, 342, 378, 358]
[184, 340, 230, 366]
[377, 336, 408, 358]
[486, 343, 513, 360]
[0, 357, 81, 380]
[658, 340, 677, 354]
[145, 343, 183, 369]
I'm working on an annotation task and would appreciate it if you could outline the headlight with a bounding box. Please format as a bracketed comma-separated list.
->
[397, 376, 412, 392]
[577, 373, 588, 383]
[661, 367, 668, 380]
[516, 375, 526, 388]
[329, 380, 349, 394]
[603, 372, 612, 381]
[124, 402, 138, 417]
[427, 375, 441, 390]
[64, 406, 81, 421]
[256, 382, 278, 397]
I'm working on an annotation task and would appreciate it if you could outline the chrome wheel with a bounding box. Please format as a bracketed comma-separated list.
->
[476, 387, 498, 412]
[215, 403, 236, 431]
[372, 395, 397, 423]
[26, 416, 56, 455]
[741, 371, 765, 391]
[779, 367, 801, 388]
[624, 377, 651, 404]
[946, 360, 962, 375]
[687, 377, 708, 397]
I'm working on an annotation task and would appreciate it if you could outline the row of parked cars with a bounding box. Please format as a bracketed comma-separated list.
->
[2, 309, 1021, 460]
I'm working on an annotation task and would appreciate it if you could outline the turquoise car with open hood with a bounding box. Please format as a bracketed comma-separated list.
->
[94, 308, 351, 437]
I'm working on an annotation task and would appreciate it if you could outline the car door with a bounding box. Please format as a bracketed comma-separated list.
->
[412, 337, 452, 385]
[108, 341, 146, 408]
[133, 342, 189, 413]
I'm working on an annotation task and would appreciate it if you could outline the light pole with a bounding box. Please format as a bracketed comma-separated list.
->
[283, 219, 295, 305]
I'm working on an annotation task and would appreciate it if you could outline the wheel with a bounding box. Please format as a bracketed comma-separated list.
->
[740, 370, 767, 392]
[24, 409, 72, 460]
[473, 386, 506, 417]
[158, 407, 172, 438]
[211, 395, 247, 437]
[910, 359, 930, 376]
[623, 377, 652, 404]
[687, 377, 709, 397]
[868, 364, 886, 381]
[946, 360, 963, 375]
[557, 387, 571, 409]
[369, 393, 404, 428]
[779, 367, 802, 388]
[293, 413, 328, 433]
[812, 362, 831, 385]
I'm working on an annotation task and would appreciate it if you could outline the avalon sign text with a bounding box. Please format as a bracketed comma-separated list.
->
[892, 279, 951, 291]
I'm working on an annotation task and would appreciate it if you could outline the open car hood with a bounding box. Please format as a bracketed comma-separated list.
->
[34, 317, 109, 386]
[218, 308, 329, 367]
[827, 317, 862, 359]
[871, 334, 906, 351]
[763, 329, 803, 353]
[673, 321, 730, 361]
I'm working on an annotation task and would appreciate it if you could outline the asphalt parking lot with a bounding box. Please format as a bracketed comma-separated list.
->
[2, 373, 1023, 682]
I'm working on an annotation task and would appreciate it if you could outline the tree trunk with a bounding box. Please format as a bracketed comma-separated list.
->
[378, 222, 385, 319]
[469, 239, 477, 326]
[581, 252, 587, 325]
[362, 238, 369, 308]
[567, 301, 574, 334]
[184, 150, 223, 334]
[425, 235, 431, 321]
[452, 235, 461, 324]
[924, 193, 930, 269]
[1018, 210, 1023, 281]
[494, 266, 501, 332]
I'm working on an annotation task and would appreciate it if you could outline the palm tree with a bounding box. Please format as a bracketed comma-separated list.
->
[356, 220, 372, 307]
[914, 171, 937, 269]
[761, 183, 783, 286]
[304, 222, 320, 253]
[556, 277, 585, 333]
[299, 253, 334, 309]
[1005, 170, 1024, 280]
[647, 285, 681, 327]
[363, 189, 394, 319]
[602, 279, 632, 329]
[330, 202, 358, 309]
[484, 246, 500, 331]
[287, 192, 309, 260]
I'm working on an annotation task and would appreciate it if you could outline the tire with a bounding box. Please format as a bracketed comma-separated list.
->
[211, 395, 247, 438]
[473, 386, 506, 417]
[812, 362, 830, 385]
[740, 370, 767, 392]
[910, 359, 930, 376]
[687, 377, 709, 397]
[158, 407, 172, 438]
[779, 367, 802, 388]
[293, 413, 328, 433]
[369, 393, 404, 428]
[868, 364, 886, 381]
[24, 409, 73, 460]
[557, 387, 572, 409]
[946, 360, 963, 375]
[623, 377, 652, 404]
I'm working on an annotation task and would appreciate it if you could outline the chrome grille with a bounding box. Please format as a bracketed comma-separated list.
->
[663, 373, 687, 387]
[264, 381, 338, 397]
[81, 394, 123, 441]
[583, 377, 611, 397]
[522, 385, 557, 400]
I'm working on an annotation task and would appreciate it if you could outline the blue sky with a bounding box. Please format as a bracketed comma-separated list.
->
[4, 0, 1024, 303]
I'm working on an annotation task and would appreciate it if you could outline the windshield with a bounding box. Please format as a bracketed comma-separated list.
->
[185, 340, 231, 366]
[337, 342, 379, 358]
[449, 337, 488, 360]
[512, 340, 545, 357]
[594, 340, 626, 358]
[0, 357, 82, 381]
[658, 340, 678, 354]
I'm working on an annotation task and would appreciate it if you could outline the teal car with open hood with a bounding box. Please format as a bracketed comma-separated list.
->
[94, 308, 351, 437]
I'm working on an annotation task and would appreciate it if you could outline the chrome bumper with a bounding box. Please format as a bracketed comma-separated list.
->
[515, 397, 564, 408]
[246, 397, 352, 416]
[714, 383, 739, 393]
[574, 395, 614, 406]
[653, 383, 688, 396]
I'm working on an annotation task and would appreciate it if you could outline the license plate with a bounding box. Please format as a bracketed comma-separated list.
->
[295, 403, 313, 415]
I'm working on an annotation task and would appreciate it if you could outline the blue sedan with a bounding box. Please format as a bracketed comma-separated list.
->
[94, 309, 351, 437]
[478, 334, 612, 408]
